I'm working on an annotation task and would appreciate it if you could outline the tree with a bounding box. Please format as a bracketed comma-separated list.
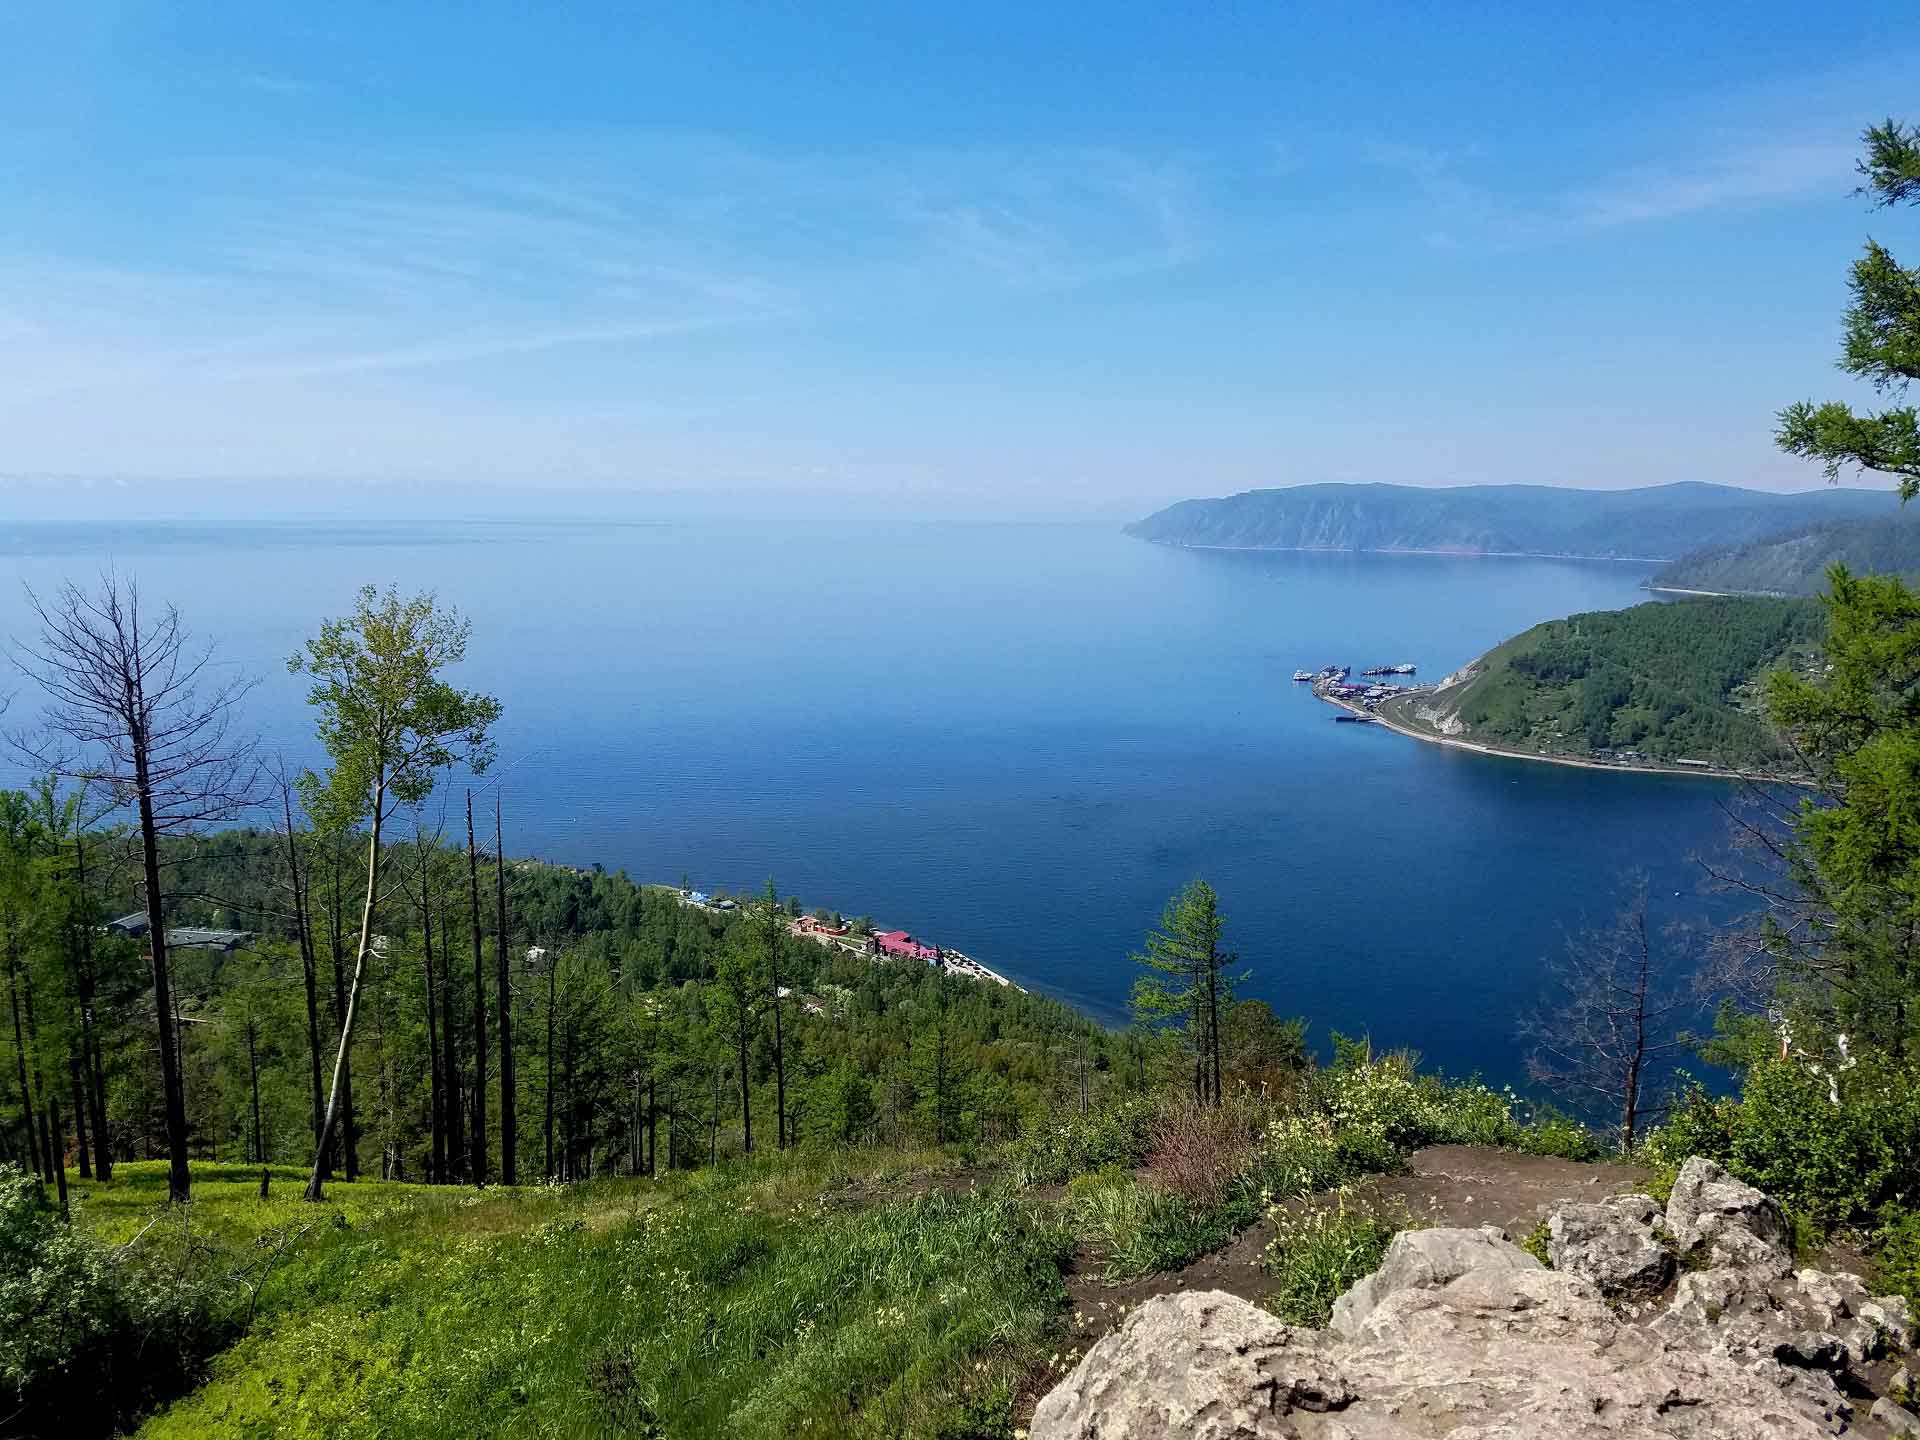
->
[1754, 120, 1920, 1061]
[762, 877, 788, 1149]
[10, 575, 258, 1202]
[494, 793, 516, 1185]
[1776, 121, 1920, 497]
[1129, 880, 1238, 1107]
[290, 586, 500, 1201]
[711, 937, 762, 1154]
[465, 791, 487, 1186]
[1521, 882, 1695, 1148]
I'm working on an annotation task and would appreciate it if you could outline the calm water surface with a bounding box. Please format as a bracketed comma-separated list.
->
[0, 518, 1745, 1081]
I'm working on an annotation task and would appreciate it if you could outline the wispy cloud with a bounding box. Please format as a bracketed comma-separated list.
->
[0, 135, 1211, 408]
[1363, 127, 1856, 252]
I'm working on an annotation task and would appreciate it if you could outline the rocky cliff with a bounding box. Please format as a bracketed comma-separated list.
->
[1033, 1157, 1919, 1438]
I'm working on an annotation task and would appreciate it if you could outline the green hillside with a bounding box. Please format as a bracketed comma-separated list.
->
[1649, 514, 1920, 595]
[1382, 596, 1823, 772]
[1126, 481, 1899, 559]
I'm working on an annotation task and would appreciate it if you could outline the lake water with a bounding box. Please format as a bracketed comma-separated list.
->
[0, 516, 1748, 1082]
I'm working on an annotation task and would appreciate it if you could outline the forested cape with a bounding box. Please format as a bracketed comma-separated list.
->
[1126, 480, 1898, 558]
[1649, 513, 1920, 595]
[1388, 596, 1823, 770]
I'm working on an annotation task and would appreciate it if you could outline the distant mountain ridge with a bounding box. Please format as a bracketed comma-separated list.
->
[1650, 513, 1920, 595]
[1126, 482, 1902, 561]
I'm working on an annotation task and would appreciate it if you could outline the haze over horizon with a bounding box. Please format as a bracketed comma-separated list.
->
[5, 4, 1915, 520]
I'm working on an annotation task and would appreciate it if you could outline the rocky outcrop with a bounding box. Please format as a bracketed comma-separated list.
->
[1033, 1159, 1917, 1439]
[1547, 1193, 1674, 1299]
[1664, 1157, 1791, 1272]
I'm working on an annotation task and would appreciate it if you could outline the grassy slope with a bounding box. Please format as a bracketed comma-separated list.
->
[1388, 597, 1823, 770]
[80, 1156, 1065, 1440]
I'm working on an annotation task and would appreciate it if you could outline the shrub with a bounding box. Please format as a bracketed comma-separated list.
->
[0, 1166, 233, 1435]
[1008, 1097, 1155, 1188]
[1645, 1056, 1920, 1228]
[1143, 1095, 1262, 1207]
[1518, 1219, 1553, 1267]
[1877, 1207, 1920, 1316]
[1257, 1114, 1398, 1198]
[1261, 1189, 1401, 1326]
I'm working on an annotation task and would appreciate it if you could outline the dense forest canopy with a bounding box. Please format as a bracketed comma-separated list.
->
[1389, 596, 1823, 769]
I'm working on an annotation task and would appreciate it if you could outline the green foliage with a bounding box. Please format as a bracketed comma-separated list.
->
[1774, 119, 1920, 497]
[1874, 1208, 1920, 1314]
[1130, 879, 1239, 1106]
[1647, 1057, 1920, 1228]
[0, 1166, 234, 1434]
[1261, 1190, 1400, 1327]
[1415, 596, 1823, 771]
[1066, 1168, 1226, 1279]
[1007, 1097, 1155, 1188]
[119, 1155, 1068, 1440]
[1518, 1219, 1553, 1267]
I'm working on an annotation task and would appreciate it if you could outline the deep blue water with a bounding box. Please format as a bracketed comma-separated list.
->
[0, 518, 1747, 1082]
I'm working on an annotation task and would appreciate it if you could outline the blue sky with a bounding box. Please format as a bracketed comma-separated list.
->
[2, 3, 1914, 518]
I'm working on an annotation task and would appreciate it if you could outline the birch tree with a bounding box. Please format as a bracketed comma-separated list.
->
[291, 586, 499, 1201]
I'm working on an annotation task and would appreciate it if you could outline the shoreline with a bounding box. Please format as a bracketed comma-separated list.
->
[1320, 689, 1802, 785]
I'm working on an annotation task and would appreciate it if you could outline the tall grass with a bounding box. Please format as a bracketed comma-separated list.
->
[128, 1155, 1066, 1439]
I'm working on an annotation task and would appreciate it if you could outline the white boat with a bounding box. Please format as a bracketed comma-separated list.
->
[1291, 669, 1315, 681]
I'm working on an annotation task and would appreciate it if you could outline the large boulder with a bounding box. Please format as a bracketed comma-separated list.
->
[1665, 1157, 1791, 1272]
[1027, 1290, 1355, 1440]
[1547, 1193, 1675, 1299]
[1327, 1225, 1540, 1337]
[1035, 1226, 1849, 1438]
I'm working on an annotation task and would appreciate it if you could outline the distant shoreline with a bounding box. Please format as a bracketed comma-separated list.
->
[1137, 539, 1672, 564]
[1321, 690, 1801, 785]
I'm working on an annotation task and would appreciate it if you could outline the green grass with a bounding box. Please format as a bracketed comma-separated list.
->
[1261, 1191, 1402, 1326]
[85, 1153, 1061, 1440]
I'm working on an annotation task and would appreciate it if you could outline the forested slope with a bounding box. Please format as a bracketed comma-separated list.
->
[1126, 481, 1898, 558]
[1649, 514, 1920, 595]
[1384, 596, 1823, 770]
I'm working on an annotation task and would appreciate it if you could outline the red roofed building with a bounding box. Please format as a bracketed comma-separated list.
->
[874, 929, 941, 963]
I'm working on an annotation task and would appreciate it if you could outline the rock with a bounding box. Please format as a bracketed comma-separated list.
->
[1863, 1295, 1915, 1351]
[1872, 1397, 1920, 1437]
[1548, 1194, 1676, 1298]
[1772, 1331, 1849, 1370]
[1892, 1365, 1914, 1402]
[1028, 1290, 1354, 1440]
[1665, 1157, 1792, 1272]
[1326, 1225, 1539, 1338]
[1037, 1229, 1846, 1438]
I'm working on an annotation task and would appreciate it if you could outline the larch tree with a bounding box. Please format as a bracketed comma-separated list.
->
[291, 586, 499, 1202]
[712, 936, 762, 1154]
[10, 574, 258, 1202]
[1757, 119, 1920, 1062]
[465, 789, 487, 1186]
[1130, 879, 1238, 1107]
[762, 876, 788, 1148]
[494, 793, 516, 1184]
[1776, 120, 1920, 497]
